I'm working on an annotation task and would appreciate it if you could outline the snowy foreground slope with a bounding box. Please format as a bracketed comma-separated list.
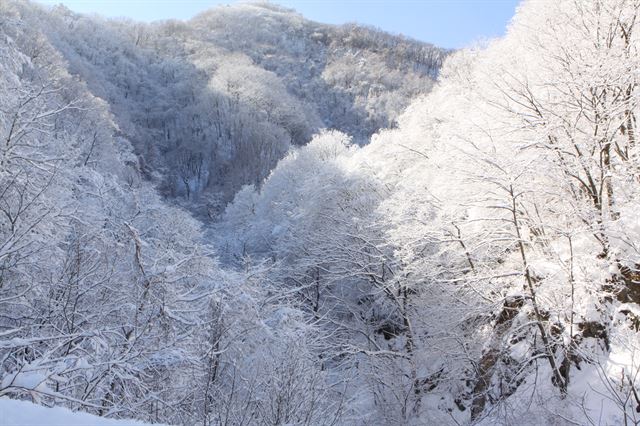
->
[1, 398, 156, 426]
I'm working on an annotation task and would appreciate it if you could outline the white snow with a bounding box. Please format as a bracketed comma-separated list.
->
[0, 398, 160, 426]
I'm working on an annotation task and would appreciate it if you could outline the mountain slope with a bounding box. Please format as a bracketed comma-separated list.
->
[219, 0, 640, 423]
[0, 2, 345, 424]
[14, 1, 447, 211]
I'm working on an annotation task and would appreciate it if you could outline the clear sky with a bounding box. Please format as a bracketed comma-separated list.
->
[33, 0, 522, 49]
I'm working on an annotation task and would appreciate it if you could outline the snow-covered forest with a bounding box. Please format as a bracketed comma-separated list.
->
[1, 0, 639, 425]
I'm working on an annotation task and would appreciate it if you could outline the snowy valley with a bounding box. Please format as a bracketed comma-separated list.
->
[1, 0, 640, 425]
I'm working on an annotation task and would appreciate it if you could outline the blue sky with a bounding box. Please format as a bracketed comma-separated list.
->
[33, 0, 521, 49]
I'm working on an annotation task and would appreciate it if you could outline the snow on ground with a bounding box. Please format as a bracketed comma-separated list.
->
[0, 398, 160, 426]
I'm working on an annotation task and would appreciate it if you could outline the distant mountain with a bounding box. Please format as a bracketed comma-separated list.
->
[13, 1, 447, 210]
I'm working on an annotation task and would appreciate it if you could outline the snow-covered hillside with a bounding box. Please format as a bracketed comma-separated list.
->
[219, 0, 640, 423]
[7, 1, 446, 210]
[1, 0, 640, 425]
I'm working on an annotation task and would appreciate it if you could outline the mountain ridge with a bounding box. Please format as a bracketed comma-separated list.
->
[19, 0, 448, 212]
